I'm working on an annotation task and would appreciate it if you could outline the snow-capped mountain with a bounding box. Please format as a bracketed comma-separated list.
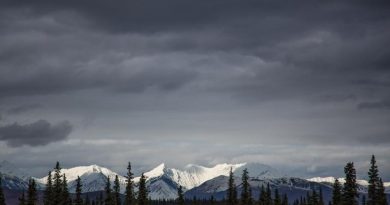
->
[307, 176, 390, 192]
[0, 160, 30, 190]
[2, 161, 390, 201]
[134, 163, 246, 190]
[36, 165, 127, 193]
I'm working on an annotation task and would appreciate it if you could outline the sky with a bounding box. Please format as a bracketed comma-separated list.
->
[0, 0, 390, 180]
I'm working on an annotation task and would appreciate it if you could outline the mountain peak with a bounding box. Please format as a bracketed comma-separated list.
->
[145, 163, 166, 178]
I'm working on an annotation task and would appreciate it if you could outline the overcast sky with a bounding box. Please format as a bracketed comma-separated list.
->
[0, 0, 389, 180]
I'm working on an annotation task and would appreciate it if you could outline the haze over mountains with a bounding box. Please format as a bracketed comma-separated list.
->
[1, 160, 389, 203]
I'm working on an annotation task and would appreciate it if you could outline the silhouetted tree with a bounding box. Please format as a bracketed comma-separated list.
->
[227, 168, 237, 205]
[27, 179, 37, 205]
[138, 173, 148, 205]
[342, 162, 358, 205]
[332, 179, 342, 205]
[113, 175, 121, 205]
[377, 178, 388, 205]
[53, 162, 63, 205]
[241, 169, 251, 205]
[62, 174, 71, 205]
[43, 171, 53, 205]
[125, 162, 135, 205]
[75, 176, 83, 205]
[105, 177, 114, 205]
[368, 155, 379, 205]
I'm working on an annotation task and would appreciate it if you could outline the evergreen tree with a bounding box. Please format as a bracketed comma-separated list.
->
[53, 162, 63, 205]
[332, 179, 342, 205]
[62, 174, 71, 205]
[75, 176, 83, 205]
[19, 191, 26, 205]
[125, 162, 135, 205]
[368, 155, 379, 205]
[274, 189, 281, 205]
[227, 168, 237, 205]
[377, 178, 388, 205]
[138, 173, 148, 205]
[44, 171, 53, 205]
[0, 176, 6, 205]
[105, 177, 114, 205]
[241, 169, 251, 205]
[342, 162, 358, 205]
[27, 179, 37, 205]
[113, 175, 121, 205]
[177, 186, 185, 205]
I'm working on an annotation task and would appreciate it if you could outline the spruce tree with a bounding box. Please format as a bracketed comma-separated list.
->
[368, 155, 379, 205]
[377, 178, 387, 205]
[44, 171, 53, 205]
[62, 174, 70, 205]
[125, 162, 135, 205]
[342, 162, 358, 205]
[274, 188, 281, 205]
[227, 168, 237, 205]
[0, 176, 5, 205]
[19, 191, 26, 205]
[53, 162, 63, 205]
[241, 168, 251, 205]
[105, 176, 113, 205]
[332, 179, 342, 205]
[27, 179, 37, 205]
[138, 173, 148, 205]
[113, 175, 121, 205]
[177, 186, 185, 205]
[75, 176, 83, 205]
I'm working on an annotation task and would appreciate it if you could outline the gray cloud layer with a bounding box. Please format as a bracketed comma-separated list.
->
[0, 120, 72, 147]
[0, 0, 389, 179]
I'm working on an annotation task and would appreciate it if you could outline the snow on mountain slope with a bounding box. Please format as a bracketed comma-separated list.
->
[307, 176, 390, 188]
[36, 165, 127, 193]
[134, 163, 245, 190]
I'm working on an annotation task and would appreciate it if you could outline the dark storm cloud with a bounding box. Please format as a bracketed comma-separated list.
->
[0, 0, 390, 178]
[357, 100, 390, 110]
[0, 120, 72, 147]
[6, 104, 43, 115]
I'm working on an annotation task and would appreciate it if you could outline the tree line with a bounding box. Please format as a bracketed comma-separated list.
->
[0, 155, 388, 205]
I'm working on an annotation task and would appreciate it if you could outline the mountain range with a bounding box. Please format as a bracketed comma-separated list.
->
[1, 160, 389, 203]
